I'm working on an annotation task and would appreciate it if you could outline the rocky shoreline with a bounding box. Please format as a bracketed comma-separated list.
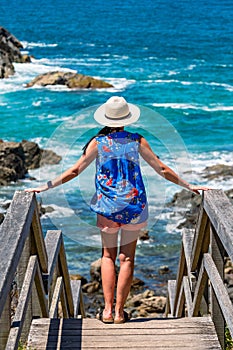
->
[0, 140, 61, 186]
[0, 27, 113, 89]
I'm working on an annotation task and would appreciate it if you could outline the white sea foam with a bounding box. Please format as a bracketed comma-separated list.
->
[21, 41, 58, 48]
[152, 102, 233, 111]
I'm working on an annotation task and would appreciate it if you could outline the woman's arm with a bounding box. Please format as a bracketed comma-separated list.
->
[139, 137, 210, 194]
[25, 138, 98, 193]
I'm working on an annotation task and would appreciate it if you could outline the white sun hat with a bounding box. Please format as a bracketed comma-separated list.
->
[94, 96, 140, 127]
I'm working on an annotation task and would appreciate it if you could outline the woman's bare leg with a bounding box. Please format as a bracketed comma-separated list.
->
[114, 229, 140, 321]
[101, 230, 118, 320]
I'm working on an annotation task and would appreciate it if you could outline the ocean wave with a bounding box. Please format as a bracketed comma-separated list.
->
[0, 60, 76, 93]
[149, 79, 233, 91]
[21, 41, 58, 49]
[152, 102, 233, 111]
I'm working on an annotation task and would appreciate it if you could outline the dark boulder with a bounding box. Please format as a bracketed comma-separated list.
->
[0, 140, 61, 185]
[0, 27, 31, 78]
[0, 142, 27, 185]
[21, 140, 61, 169]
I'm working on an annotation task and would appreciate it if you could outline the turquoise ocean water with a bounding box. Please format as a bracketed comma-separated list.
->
[0, 0, 232, 290]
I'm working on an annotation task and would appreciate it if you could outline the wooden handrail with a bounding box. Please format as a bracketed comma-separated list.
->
[166, 189, 233, 349]
[0, 191, 85, 350]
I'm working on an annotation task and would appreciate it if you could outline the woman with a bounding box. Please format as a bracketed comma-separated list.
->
[26, 96, 209, 323]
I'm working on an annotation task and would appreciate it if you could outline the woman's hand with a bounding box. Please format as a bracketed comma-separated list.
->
[24, 184, 48, 193]
[188, 184, 211, 195]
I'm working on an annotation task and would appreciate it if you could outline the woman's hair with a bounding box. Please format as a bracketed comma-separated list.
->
[82, 126, 123, 154]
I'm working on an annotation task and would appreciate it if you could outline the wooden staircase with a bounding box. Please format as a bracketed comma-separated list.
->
[0, 190, 233, 349]
[27, 317, 221, 349]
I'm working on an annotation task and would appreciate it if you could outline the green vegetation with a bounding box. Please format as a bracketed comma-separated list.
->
[225, 327, 233, 350]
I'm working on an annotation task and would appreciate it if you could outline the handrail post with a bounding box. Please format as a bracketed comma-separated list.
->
[16, 233, 32, 344]
[210, 224, 225, 349]
[0, 295, 11, 349]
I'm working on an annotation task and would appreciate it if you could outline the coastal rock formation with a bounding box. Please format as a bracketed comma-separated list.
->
[168, 164, 233, 230]
[201, 164, 233, 181]
[0, 140, 61, 185]
[21, 140, 61, 169]
[26, 71, 113, 89]
[0, 27, 31, 78]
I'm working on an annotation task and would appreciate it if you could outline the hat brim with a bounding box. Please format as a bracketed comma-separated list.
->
[94, 102, 140, 127]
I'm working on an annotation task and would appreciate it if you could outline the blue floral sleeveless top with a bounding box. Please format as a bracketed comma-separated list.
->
[90, 131, 148, 224]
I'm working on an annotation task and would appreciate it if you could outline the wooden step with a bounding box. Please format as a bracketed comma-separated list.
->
[27, 316, 221, 349]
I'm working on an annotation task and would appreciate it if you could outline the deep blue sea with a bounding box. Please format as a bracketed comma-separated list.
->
[0, 0, 232, 291]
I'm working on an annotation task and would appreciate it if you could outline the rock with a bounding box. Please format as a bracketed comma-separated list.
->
[21, 140, 61, 169]
[26, 71, 113, 89]
[167, 189, 201, 229]
[0, 140, 61, 185]
[40, 149, 62, 167]
[90, 258, 102, 283]
[139, 229, 150, 241]
[140, 296, 166, 313]
[126, 289, 155, 308]
[158, 265, 170, 275]
[202, 164, 233, 181]
[40, 205, 55, 215]
[0, 49, 15, 78]
[0, 142, 27, 185]
[82, 281, 100, 294]
[167, 189, 200, 208]
[131, 277, 145, 290]
[70, 274, 88, 286]
[0, 27, 31, 78]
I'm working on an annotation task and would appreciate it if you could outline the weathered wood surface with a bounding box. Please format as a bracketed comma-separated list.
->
[166, 189, 233, 347]
[27, 317, 221, 349]
[203, 189, 233, 260]
[204, 253, 233, 337]
[45, 230, 74, 317]
[71, 280, 85, 318]
[0, 191, 35, 317]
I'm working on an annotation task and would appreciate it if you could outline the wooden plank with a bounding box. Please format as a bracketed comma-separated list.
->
[192, 259, 208, 317]
[49, 276, 63, 318]
[6, 256, 38, 350]
[60, 283, 69, 318]
[58, 239, 74, 317]
[203, 189, 233, 260]
[190, 205, 209, 271]
[70, 279, 84, 318]
[0, 294, 11, 350]
[31, 207, 48, 273]
[16, 230, 31, 344]
[175, 281, 185, 317]
[182, 229, 196, 291]
[166, 280, 176, 316]
[210, 227, 225, 348]
[45, 231, 74, 317]
[34, 265, 49, 318]
[204, 253, 233, 339]
[0, 191, 35, 317]
[173, 244, 186, 315]
[183, 276, 193, 317]
[27, 317, 221, 350]
[44, 230, 62, 287]
[29, 316, 219, 330]
[182, 229, 194, 272]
